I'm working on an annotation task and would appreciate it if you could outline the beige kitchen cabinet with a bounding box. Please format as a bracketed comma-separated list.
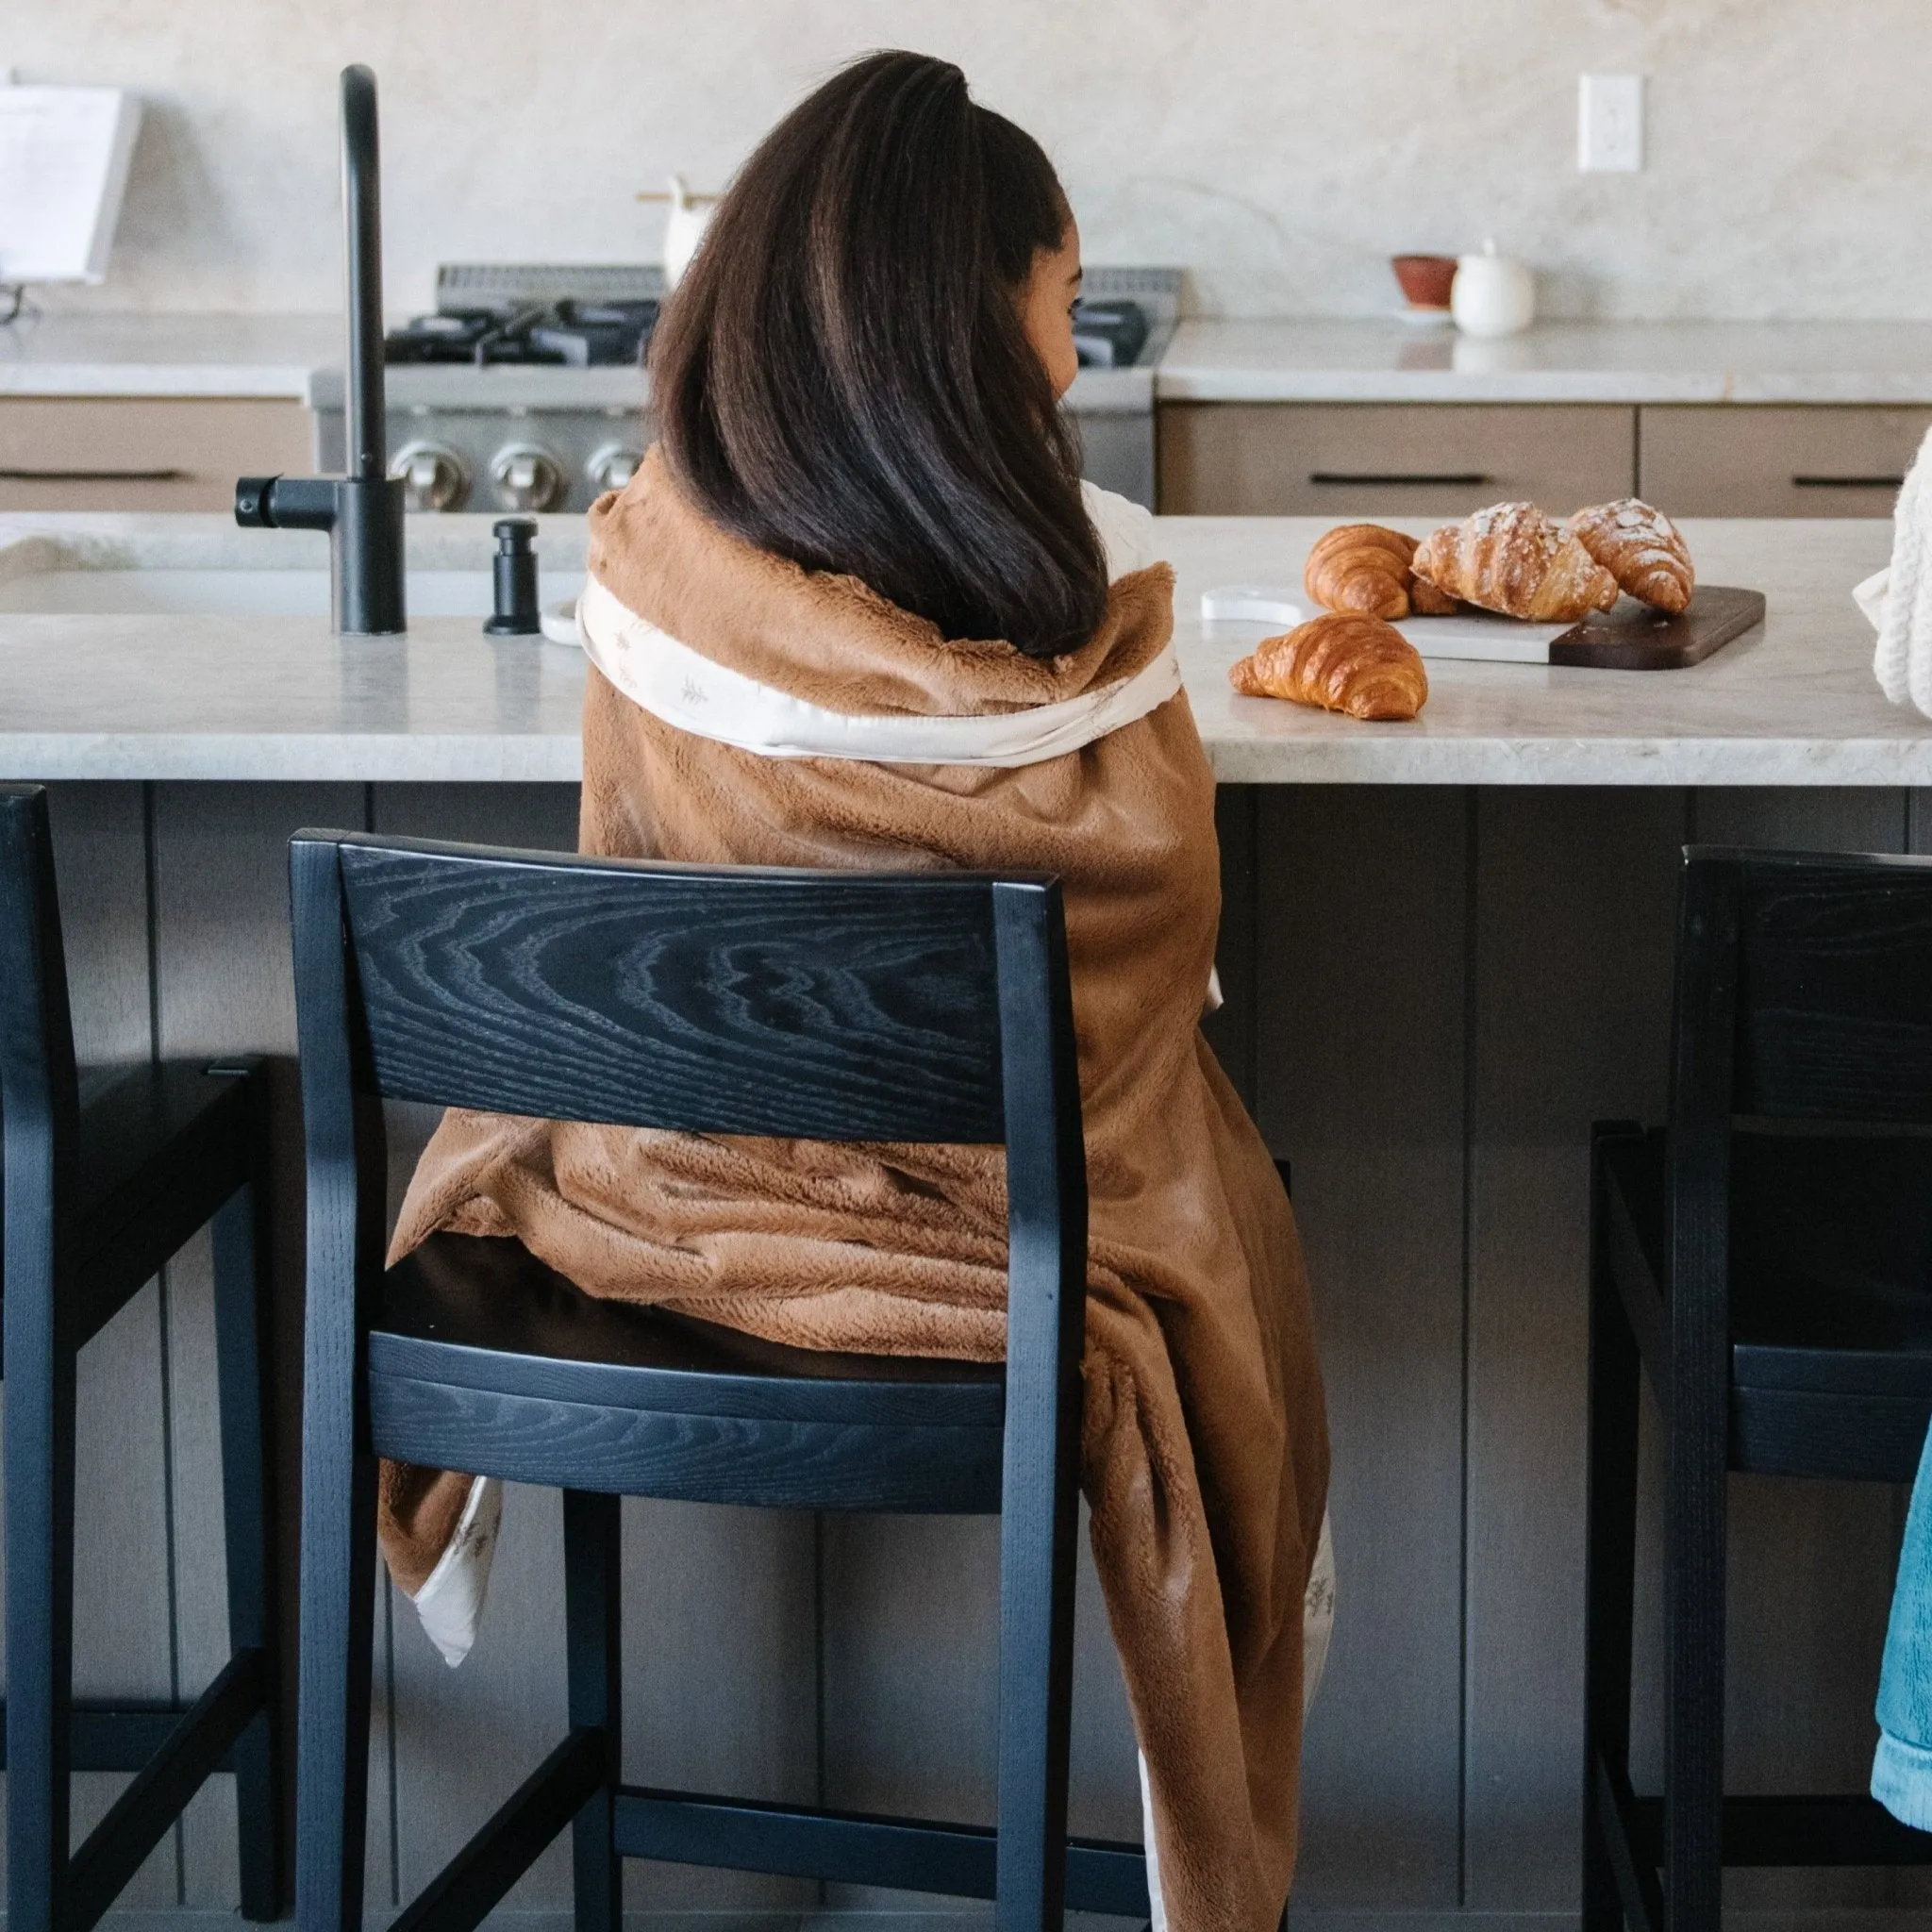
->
[0, 397, 312, 511]
[1156, 403, 1637, 517]
[1638, 406, 1932, 519]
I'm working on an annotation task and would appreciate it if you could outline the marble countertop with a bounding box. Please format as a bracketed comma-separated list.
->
[0, 312, 341, 398]
[0, 511, 1911, 787]
[1157, 320, 1932, 406]
[14, 313, 1932, 411]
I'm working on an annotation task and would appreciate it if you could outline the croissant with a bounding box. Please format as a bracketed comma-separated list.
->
[1304, 523, 1459, 620]
[1411, 502, 1620, 622]
[1228, 613, 1428, 722]
[1569, 498, 1695, 614]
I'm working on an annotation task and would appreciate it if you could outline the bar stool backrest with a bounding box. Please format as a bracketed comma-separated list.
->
[1670, 848, 1932, 1364]
[1677, 848, 1932, 1134]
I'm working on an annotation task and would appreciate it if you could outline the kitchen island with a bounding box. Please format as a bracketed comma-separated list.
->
[0, 512, 1907, 785]
[9, 509, 1924, 1926]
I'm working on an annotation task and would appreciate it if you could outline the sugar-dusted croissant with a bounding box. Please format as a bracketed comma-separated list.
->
[1228, 613, 1428, 721]
[1411, 502, 1620, 622]
[1304, 523, 1459, 620]
[1569, 498, 1695, 614]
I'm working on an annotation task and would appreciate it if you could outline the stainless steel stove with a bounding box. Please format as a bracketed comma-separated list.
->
[309, 262, 1177, 514]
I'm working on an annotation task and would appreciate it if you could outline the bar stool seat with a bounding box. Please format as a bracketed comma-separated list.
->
[1599, 1126, 1932, 1482]
[374, 1230, 1008, 1511]
[43, 1062, 260, 1347]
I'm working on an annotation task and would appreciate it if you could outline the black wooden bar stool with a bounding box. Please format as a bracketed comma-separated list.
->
[1586, 845, 1932, 1932]
[289, 830, 1152, 1932]
[0, 784, 282, 1931]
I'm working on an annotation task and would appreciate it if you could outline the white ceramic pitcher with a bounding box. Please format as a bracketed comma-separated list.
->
[1452, 240, 1536, 339]
[635, 175, 722, 290]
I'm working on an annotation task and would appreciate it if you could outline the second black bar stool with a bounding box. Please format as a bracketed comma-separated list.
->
[0, 783, 283, 1932]
[1586, 845, 1932, 1932]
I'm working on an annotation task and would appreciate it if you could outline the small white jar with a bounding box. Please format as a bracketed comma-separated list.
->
[1452, 240, 1536, 339]
[662, 175, 715, 291]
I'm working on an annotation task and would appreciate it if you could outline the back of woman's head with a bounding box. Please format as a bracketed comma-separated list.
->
[648, 51, 1108, 659]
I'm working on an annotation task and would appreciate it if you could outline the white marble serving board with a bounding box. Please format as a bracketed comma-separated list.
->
[1201, 584, 1568, 663]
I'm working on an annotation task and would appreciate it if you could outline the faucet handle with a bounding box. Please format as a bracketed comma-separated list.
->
[234, 475, 338, 531]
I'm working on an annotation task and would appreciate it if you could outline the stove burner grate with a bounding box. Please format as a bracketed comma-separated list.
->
[385, 297, 660, 369]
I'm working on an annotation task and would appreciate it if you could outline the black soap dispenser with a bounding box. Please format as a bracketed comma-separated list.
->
[483, 517, 541, 636]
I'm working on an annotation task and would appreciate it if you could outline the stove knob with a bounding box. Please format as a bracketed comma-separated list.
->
[586, 442, 643, 496]
[490, 442, 568, 513]
[390, 441, 469, 513]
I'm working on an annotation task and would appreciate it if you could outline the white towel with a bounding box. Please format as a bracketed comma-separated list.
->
[408, 1474, 502, 1667]
[1865, 425, 1932, 716]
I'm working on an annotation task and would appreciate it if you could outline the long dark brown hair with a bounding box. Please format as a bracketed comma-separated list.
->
[648, 51, 1108, 659]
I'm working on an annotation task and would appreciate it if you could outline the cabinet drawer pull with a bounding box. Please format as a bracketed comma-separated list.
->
[1307, 471, 1492, 488]
[0, 466, 188, 483]
[1790, 474, 1906, 491]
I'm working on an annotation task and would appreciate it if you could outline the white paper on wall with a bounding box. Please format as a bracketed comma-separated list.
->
[0, 86, 142, 286]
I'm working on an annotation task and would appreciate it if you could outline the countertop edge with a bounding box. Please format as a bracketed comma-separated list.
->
[0, 366, 318, 400]
[1155, 371, 1932, 407]
[1203, 739, 1932, 787]
[0, 736, 587, 783]
[2, 734, 1924, 788]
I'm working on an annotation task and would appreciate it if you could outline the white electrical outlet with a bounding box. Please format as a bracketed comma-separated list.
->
[1578, 74, 1643, 172]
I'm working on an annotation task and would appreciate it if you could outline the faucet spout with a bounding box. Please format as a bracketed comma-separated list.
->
[341, 64, 387, 488]
[235, 64, 406, 636]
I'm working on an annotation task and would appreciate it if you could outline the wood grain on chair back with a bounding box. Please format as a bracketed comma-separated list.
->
[315, 837, 1021, 1144]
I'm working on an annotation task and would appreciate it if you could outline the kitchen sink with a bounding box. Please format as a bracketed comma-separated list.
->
[0, 568, 588, 619]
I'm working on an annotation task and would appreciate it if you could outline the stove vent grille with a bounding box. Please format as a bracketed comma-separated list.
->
[434, 263, 669, 317]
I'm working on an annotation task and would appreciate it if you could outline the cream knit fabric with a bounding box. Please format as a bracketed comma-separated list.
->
[1865, 425, 1932, 717]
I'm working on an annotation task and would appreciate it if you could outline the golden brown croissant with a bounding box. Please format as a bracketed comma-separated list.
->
[1303, 523, 1458, 620]
[1568, 498, 1695, 613]
[1228, 613, 1428, 721]
[1411, 502, 1620, 622]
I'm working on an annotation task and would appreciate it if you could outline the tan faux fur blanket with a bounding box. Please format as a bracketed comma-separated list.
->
[385, 449, 1328, 1932]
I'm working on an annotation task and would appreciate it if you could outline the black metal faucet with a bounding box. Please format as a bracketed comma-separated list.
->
[235, 65, 405, 635]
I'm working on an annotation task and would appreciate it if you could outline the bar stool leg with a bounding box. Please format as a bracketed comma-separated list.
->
[5, 1333, 78, 1932]
[992, 1444, 1078, 1932]
[1583, 1143, 1643, 1932]
[212, 1146, 284, 1920]
[1662, 1396, 1726, 1932]
[565, 1488, 623, 1932]
[294, 1307, 379, 1931]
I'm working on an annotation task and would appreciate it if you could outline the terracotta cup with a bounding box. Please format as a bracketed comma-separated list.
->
[1391, 254, 1458, 309]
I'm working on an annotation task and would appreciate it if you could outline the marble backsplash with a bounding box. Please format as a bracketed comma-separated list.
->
[13, 0, 1932, 322]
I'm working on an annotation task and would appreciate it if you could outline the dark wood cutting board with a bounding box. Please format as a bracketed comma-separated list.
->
[1548, 586, 1766, 670]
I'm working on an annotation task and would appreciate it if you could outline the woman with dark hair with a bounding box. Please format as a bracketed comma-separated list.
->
[387, 50, 1329, 1932]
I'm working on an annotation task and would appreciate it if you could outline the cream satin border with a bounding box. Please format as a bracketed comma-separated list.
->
[576, 576, 1182, 769]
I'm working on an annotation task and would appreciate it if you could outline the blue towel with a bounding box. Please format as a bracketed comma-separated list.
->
[1874, 1420, 1932, 1827]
